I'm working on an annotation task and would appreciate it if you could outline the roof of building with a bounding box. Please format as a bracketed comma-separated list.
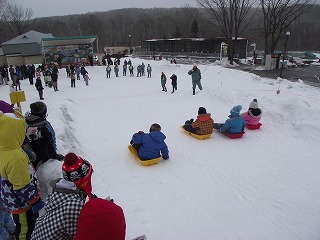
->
[1, 30, 53, 45]
[42, 36, 97, 47]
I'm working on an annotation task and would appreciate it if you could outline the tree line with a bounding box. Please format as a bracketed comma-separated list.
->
[0, 0, 319, 63]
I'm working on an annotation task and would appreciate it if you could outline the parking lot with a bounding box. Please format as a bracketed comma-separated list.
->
[236, 64, 320, 88]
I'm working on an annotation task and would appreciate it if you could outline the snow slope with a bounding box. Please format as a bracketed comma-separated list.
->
[1, 58, 320, 240]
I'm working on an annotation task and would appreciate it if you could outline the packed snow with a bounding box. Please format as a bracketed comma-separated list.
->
[1, 58, 320, 240]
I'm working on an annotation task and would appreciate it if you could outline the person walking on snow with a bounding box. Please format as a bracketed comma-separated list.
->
[161, 72, 167, 92]
[188, 63, 202, 95]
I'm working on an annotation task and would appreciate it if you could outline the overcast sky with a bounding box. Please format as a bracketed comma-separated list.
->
[10, 0, 199, 18]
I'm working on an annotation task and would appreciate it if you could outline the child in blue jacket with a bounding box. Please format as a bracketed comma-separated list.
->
[0, 197, 15, 240]
[214, 105, 245, 134]
[130, 123, 169, 160]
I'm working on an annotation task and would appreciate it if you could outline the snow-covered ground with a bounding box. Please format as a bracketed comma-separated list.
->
[1, 58, 320, 240]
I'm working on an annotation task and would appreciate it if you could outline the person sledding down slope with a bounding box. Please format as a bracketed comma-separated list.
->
[0, 103, 44, 240]
[130, 123, 169, 160]
[214, 105, 246, 134]
[183, 107, 214, 135]
[241, 99, 262, 126]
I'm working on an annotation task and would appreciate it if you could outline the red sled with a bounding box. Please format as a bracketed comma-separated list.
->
[222, 131, 245, 139]
[246, 123, 262, 130]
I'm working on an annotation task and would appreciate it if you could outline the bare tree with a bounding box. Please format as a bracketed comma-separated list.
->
[197, 0, 257, 64]
[2, 3, 33, 36]
[260, 0, 312, 55]
[0, 0, 7, 41]
[175, 5, 200, 38]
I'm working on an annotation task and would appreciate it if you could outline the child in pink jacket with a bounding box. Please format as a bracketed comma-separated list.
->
[241, 99, 262, 125]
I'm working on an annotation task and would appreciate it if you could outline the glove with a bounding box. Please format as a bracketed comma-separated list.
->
[190, 118, 194, 122]
[138, 131, 144, 134]
[163, 156, 169, 160]
[32, 198, 45, 213]
[52, 153, 64, 161]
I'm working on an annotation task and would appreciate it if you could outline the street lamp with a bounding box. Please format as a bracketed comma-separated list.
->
[250, 43, 256, 65]
[280, 31, 291, 78]
[220, 42, 226, 61]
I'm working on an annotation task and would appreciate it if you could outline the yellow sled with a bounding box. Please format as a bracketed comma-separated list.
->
[181, 126, 212, 140]
[128, 145, 161, 166]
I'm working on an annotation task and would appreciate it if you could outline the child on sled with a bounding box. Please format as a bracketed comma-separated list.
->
[241, 99, 262, 126]
[130, 123, 169, 160]
[183, 107, 214, 135]
[213, 105, 245, 134]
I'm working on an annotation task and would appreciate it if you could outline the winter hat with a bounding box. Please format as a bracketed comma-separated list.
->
[74, 198, 126, 240]
[198, 107, 207, 115]
[193, 63, 197, 67]
[30, 101, 47, 118]
[229, 105, 242, 117]
[249, 99, 259, 109]
[0, 100, 14, 113]
[62, 153, 93, 198]
[149, 123, 161, 132]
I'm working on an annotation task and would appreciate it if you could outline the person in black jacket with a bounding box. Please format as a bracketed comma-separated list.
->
[170, 74, 177, 93]
[35, 77, 44, 100]
[51, 72, 59, 91]
[25, 102, 63, 169]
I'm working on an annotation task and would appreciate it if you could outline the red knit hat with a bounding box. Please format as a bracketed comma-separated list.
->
[62, 153, 93, 198]
[74, 198, 126, 240]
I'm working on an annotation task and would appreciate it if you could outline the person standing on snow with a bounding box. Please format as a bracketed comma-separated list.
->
[147, 64, 152, 78]
[24, 102, 64, 169]
[106, 64, 112, 78]
[161, 72, 167, 92]
[31, 153, 94, 240]
[129, 64, 134, 76]
[114, 64, 119, 77]
[35, 77, 44, 100]
[170, 74, 177, 93]
[188, 63, 202, 95]
[0, 104, 44, 240]
[74, 198, 126, 240]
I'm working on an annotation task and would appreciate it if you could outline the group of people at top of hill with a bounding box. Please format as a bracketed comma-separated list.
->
[183, 98, 263, 136]
[0, 100, 126, 240]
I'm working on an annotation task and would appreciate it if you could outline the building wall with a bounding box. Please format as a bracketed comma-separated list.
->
[0, 56, 7, 65]
[6, 55, 25, 66]
[142, 38, 248, 58]
[24, 55, 43, 65]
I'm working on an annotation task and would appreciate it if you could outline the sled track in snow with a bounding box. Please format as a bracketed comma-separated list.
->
[59, 102, 83, 154]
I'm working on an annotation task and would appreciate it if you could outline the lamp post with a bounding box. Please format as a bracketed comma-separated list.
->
[250, 43, 256, 65]
[220, 42, 226, 61]
[279, 31, 290, 78]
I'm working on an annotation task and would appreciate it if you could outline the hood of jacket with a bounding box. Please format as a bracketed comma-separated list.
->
[149, 131, 166, 143]
[0, 113, 26, 151]
[197, 113, 212, 122]
[45, 179, 84, 212]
